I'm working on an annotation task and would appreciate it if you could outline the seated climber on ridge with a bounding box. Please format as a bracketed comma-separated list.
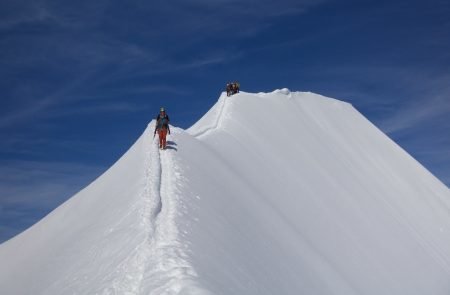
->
[154, 107, 170, 149]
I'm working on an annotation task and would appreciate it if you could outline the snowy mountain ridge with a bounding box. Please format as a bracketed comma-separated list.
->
[1, 90, 450, 294]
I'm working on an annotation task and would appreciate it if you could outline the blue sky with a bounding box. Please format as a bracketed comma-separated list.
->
[1, 0, 449, 243]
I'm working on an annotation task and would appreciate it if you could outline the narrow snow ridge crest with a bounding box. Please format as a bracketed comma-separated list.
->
[95, 127, 160, 295]
[140, 127, 211, 294]
[188, 92, 230, 138]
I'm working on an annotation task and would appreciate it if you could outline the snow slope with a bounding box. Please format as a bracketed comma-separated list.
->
[0, 124, 206, 294]
[1, 90, 450, 294]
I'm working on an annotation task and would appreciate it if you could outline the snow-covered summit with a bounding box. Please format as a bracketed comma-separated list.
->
[1, 90, 450, 294]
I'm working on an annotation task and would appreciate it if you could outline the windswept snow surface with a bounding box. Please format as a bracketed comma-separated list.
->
[1, 90, 450, 294]
[0, 124, 207, 294]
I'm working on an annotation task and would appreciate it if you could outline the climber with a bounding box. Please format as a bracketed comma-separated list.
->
[226, 82, 232, 97]
[154, 107, 170, 149]
[234, 81, 240, 93]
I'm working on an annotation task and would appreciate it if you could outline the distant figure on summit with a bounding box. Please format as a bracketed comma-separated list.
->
[226, 82, 240, 96]
[154, 107, 170, 149]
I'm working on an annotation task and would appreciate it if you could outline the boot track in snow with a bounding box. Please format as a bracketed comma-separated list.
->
[138, 127, 207, 294]
[189, 93, 231, 139]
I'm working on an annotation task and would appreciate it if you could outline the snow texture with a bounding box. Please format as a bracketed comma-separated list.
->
[1, 90, 450, 294]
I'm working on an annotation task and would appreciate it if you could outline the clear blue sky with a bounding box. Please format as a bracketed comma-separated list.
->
[1, 0, 449, 243]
